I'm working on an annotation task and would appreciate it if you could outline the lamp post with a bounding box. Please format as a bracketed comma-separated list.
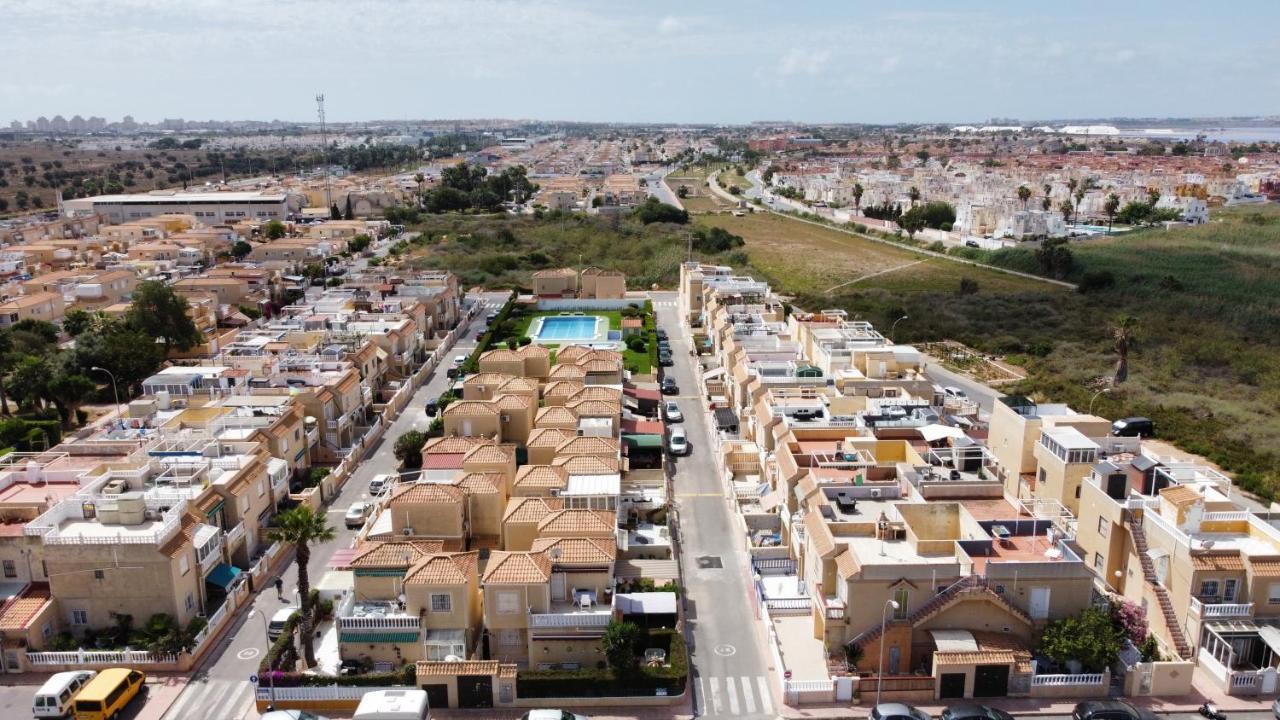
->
[90, 366, 123, 423]
[889, 315, 909, 343]
[876, 599, 900, 707]
[1089, 387, 1112, 416]
[247, 609, 277, 710]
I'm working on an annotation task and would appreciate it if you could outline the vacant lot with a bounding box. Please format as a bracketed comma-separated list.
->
[664, 165, 732, 214]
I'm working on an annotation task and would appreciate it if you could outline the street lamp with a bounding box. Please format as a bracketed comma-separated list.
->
[247, 609, 277, 710]
[90, 366, 123, 422]
[889, 315, 909, 343]
[1089, 387, 1112, 416]
[876, 599, 900, 707]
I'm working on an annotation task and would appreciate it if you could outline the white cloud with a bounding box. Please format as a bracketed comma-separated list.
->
[778, 48, 832, 77]
[658, 15, 685, 34]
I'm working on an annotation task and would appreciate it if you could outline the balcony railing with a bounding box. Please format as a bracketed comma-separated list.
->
[225, 522, 246, 548]
[528, 611, 612, 629]
[1190, 598, 1253, 618]
[338, 614, 421, 631]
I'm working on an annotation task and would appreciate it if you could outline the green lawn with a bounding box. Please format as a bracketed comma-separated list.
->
[508, 308, 652, 373]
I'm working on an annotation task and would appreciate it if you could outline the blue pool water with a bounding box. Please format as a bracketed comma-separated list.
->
[536, 315, 601, 341]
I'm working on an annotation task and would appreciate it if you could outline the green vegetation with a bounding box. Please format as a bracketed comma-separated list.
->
[265, 506, 335, 668]
[507, 304, 654, 373]
[517, 628, 687, 697]
[419, 162, 537, 213]
[394, 430, 427, 469]
[1037, 606, 1124, 673]
[464, 291, 518, 373]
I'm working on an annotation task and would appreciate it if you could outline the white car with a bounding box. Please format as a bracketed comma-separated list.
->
[943, 386, 968, 399]
[521, 711, 589, 720]
[453, 354, 467, 366]
[263, 712, 329, 720]
[667, 427, 688, 456]
[368, 473, 393, 497]
[345, 502, 371, 529]
[664, 401, 683, 423]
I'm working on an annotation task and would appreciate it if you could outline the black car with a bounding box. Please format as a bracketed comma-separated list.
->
[661, 376, 678, 394]
[942, 704, 1013, 720]
[425, 398, 439, 416]
[658, 351, 673, 366]
[656, 328, 668, 340]
[1073, 700, 1158, 720]
[1112, 416, 1154, 437]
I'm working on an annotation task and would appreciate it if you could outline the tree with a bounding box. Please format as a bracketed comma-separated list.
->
[908, 186, 921, 207]
[1038, 606, 1124, 673]
[1147, 188, 1161, 209]
[343, 196, 354, 220]
[676, 185, 688, 199]
[1017, 185, 1032, 209]
[394, 430, 427, 469]
[61, 308, 95, 337]
[424, 187, 470, 214]
[413, 172, 425, 204]
[1042, 196, 1052, 212]
[899, 206, 927, 240]
[73, 321, 164, 396]
[231, 240, 252, 260]
[852, 183, 864, 214]
[1059, 199, 1073, 223]
[329, 203, 341, 220]
[266, 506, 335, 668]
[1035, 238, 1074, 279]
[126, 281, 201, 355]
[263, 219, 286, 240]
[1104, 193, 1121, 234]
[347, 234, 371, 254]
[1112, 315, 1138, 384]
[46, 370, 95, 429]
[602, 619, 640, 671]
[632, 197, 688, 225]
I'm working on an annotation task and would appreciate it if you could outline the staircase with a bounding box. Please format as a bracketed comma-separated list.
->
[1124, 510, 1193, 659]
[849, 575, 1033, 649]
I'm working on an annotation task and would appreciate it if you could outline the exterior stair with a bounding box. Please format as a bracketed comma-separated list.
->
[1124, 510, 1193, 659]
[848, 575, 1033, 650]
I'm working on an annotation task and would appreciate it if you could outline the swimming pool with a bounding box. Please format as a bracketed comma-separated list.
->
[531, 314, 609, 345]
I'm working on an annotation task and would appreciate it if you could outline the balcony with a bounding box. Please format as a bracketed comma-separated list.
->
[337, 599, 422, 631]
[225, 522, 246, 549]
[1191, 597, 1253, 619]
[528, 601, 613, 636]
[813, 582, 845, 619]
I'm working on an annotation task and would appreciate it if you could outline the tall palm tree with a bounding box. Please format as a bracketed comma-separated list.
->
[1017, 185, 1032, 209]
[413, 173, 425, 206]
[1104, 193, 1121, 234]
[267, 506, 335, 668]
[1073, 187, 1086, 224]
[908, 186, 921, 208]
[1060, 199, 1073, 223]
[852, 183, 864, 215]
[1042, 196, 1052, 212]
[1112, 315, 1138, 384]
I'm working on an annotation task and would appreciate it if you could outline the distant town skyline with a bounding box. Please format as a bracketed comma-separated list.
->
[5, 0, 1280, 125]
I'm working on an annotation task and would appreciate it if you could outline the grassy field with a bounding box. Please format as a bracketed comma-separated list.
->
[664, 164, 734, 215]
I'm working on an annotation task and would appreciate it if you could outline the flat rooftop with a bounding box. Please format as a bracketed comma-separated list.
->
[56, 517, 165, 540]
[958, 497, 1025, 522]
[968, 535, 1062, 574]
[0, 480, 81, 506]
[846, 536, 954, 566]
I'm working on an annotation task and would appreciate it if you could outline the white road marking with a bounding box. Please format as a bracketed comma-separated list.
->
[709, 675, 723, 715]
[697, 676, 706, 715]
[757, 675, 774, 714]
[726, 676, 740, 715]
[740, 675, 757, 713]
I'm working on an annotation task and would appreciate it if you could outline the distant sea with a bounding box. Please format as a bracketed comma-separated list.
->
[1118, 127, 1280, 143]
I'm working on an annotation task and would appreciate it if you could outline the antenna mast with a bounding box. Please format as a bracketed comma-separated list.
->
[316, 93, 333, 211]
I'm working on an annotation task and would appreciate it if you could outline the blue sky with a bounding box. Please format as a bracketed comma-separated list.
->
[3, 0, 1278, 124]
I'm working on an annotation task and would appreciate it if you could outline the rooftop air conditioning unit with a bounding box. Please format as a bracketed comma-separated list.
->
[402, 527, 414, 536]
[870, 488, 882, 499]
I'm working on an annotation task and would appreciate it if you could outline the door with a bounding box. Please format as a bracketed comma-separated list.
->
[550, 572, 567, 602]
[973, 665, 1010, 697]
[457, 674, 494, 708]
[1223, 579, 1238, 603]
[462, 420, 473, 436]
[421, 683, 449, 709]
[939, 673, 966, 699]
[1028, 587, 1051, 619]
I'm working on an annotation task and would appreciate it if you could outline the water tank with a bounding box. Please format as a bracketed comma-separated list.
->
[25, 460, 43, 485]
[155, 391, 172, 410]
[116, 492, 147, 525]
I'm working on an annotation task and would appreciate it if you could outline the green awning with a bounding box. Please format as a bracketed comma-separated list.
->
[206, 563, 242, 589]
[340, 632, 420, 643]
[622, 434, 663, 449]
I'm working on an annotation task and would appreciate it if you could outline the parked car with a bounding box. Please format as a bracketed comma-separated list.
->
[872, 704, 932, 720]
[486, 312, 498, 324]
[1072, 700, 1158, 720]
[965, 239, 981, 248]
[661, 376, 678, 394]
[425, 398, 439, 416]
[943, 386, 968, 399]
[264, 711, 331, 720]
[520, 711, 589, 720]
[33, 670, 95, 718]
[664, 401, 683, 422]
[453, 354, 467, 366]
[656, 328, 668, 341]
[667, 427, 688, 456]
[658, 350, 673, 366]
[942, 704, 1013, 720]
[368, 474, 393, 497]
[1111, 416, 1154, 437]
[267, 607, 298, 641]
[345, 502, 372, 529]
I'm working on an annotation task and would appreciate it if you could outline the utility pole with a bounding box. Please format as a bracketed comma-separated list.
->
[316, 93, 333, 210]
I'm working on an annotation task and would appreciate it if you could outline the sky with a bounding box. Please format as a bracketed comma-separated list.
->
[3, 0, 1279, 125]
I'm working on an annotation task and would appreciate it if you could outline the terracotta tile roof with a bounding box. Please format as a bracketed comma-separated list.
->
[566, 399, 619, 417]
[1248, 558, 1280, 577]
[480, 348, 521, 363]
[535, 406, 578, 427]
[417, 659, 501, 676]
[465, 373, 516, 389]
[424, 436, 486, 454]
[482, 551, 551, 584]
[159, 511, 202, 558]
[498, 377, 539, 394]
[555, 436, 620, 457]
[527, 428, 575, 448]
[442, 400, 497, 417]
[532, 268, 577, 278]
[553, 455, 620, 475]
[805, 512, 837, 560]
[349, 540, 446, 568]
[499, 663, 517, 679]
[578, 359, 622, 374]
[934, 631, 1031, 667]
[1160, 485, 1202, 507]
[389, 483, 466, 506]
[547, 365, 586, 381]
[454, 472, 502, 495]
[516, 344, 550, 359]
[1193, 552, 1245, 571]
[537, 509, 616, 537]
[542, 381, 584, 399]
[463, 444, 513, 465]
[504, 496, 564, 523]
[531, 536, 616, 565]
[569, 386, 623, 404]
[421, 453, 466, 470]
[404, 551, 478, 586]
[0, 583, 51, 630]
[514, 465, 568, 491]
[495, 394, 530, 411]
[621, 316, 643, 328]
[834, 550, 859, 578]
[555, 346, 591, 363]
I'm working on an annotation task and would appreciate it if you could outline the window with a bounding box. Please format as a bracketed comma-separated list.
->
[186, 593, 195, 611]
[496, 591, 520, 614]
[180, 555, 190, 575]
[93, 569, 105, 580]
[1223, 579, 1238, 603]
[499, 629, 522, 646]
[431, 593, 452, 612]
[1, 560, 15, 578]
[1094, 552, 1105, 572]
[1270, 583, 1280, 605]
[892, 588, 909, 620]
[71, 609, 88, 626]
[1096, 517, 1109, 538]
[1199, 580, 1220, 600]
[42, 622, 52, 639]
[257, 480, 265, 498]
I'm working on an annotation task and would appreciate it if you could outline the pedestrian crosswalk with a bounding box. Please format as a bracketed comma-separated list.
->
[651, 300, 677, 308]
[697, 674, 774, 718]
[161, 678, 256, 720]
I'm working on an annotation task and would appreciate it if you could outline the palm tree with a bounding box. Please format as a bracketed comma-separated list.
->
[1147, 188, 1161, 209]
[1104, 193, 1121, 234]
[1060, 199, 1073, 223]
[1043, 183, 1052, 199]
[908, 186, 921, 207]
[1112, 315, 1138, 384]
[1042, 196, 1052, 212]
[1017, 185, 1032, 209]
[852, 183, 864, 215]
[413, 173, 425, 206]
[1073, 187, 1086, 224]
[266, 506, 335, 668]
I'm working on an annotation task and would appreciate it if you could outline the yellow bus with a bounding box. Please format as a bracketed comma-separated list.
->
[72, 668, 146, 720]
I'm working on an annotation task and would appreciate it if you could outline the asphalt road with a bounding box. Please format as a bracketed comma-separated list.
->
[650, 291, 777, 720]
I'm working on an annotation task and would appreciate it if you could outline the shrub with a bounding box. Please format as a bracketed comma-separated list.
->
[304, 467, 330, 489]
[394, 430, 427, 469]
[1077, 270, 1116, 293]
[626, 336, 647, 353]
[602, 620, 641, 672]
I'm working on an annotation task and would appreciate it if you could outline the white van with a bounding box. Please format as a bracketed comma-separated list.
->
[352, 689, 429, 720]
[267, 607, 298, 641]
[33, 670, 95, 718]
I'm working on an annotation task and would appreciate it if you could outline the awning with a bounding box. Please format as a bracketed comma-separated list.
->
[1258, 626, 1280, 655]
[622, 434, 664, 449]
[614, 559, 680, 580]
[714, 407, 738, 430]
[702, 366, 726, 380]
[760, 490, 783, 511]
[919, 424, 966, 443]
[340, 632, 420, 644]
[206, 563, 243, 589]
[615, 592, 678, 615]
